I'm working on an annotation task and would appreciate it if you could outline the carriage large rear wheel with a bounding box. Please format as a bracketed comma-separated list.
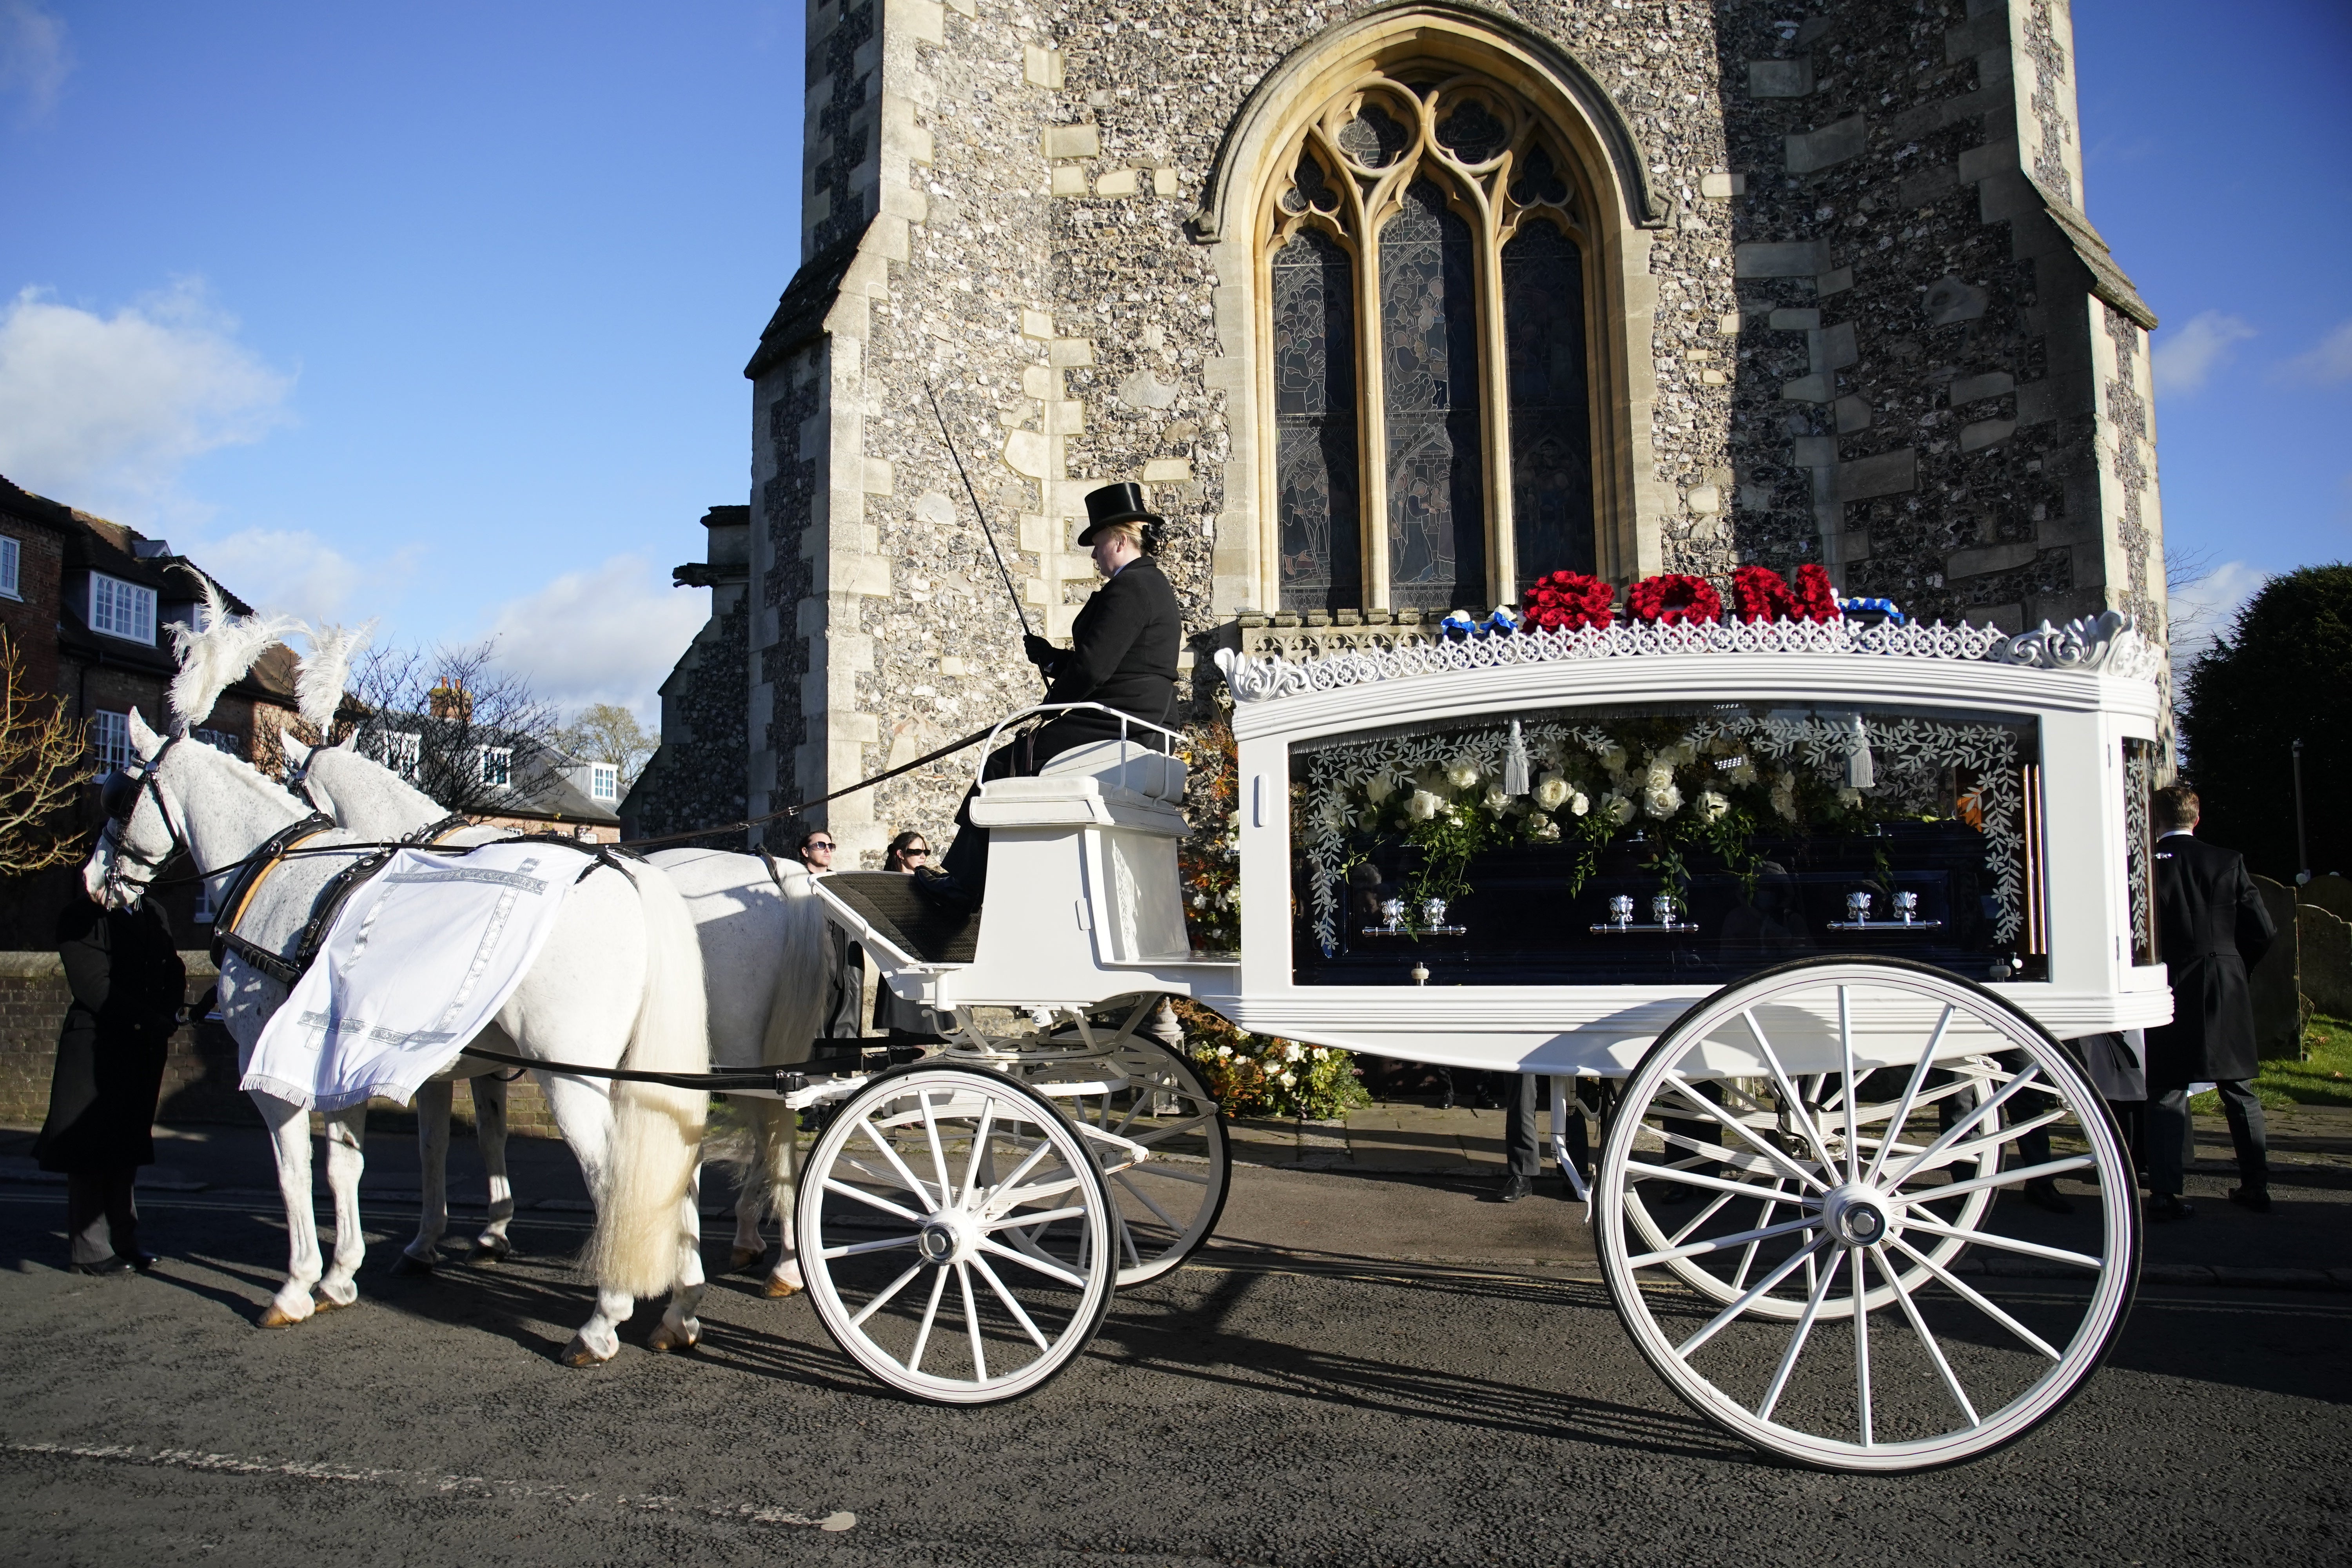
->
[1595, 956, 2139, 1471]
[796, 1065, 1116, 1404]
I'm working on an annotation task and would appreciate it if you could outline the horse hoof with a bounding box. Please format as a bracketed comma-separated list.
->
[469, 1238, 513, 1264]
[729, 1246, 765, 1272]
[646, 1322, 701, 1354]
[763, 1275, 800, 1299]
[557, 1335, 610, 1368]
[389, 1252, 436, 1277]
[312, 1290, 358, 1312]
[258, 1302, 307, 1328]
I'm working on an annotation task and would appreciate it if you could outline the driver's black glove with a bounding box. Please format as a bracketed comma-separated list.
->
[1023, 633, 1060, 671]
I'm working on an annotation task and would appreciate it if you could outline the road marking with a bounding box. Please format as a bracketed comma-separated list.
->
[3, 1442, 856, 1532]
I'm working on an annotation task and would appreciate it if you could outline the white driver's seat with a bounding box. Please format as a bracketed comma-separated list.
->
[1035, 737, 1187, 802]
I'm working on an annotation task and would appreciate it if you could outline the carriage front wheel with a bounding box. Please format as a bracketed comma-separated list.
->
[796, 1065, 1118, 1404]
[1594, 956, 2140, 1472]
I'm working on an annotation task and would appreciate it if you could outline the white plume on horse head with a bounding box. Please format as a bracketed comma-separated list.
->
[166, 566, 303, 731]
[295, 619, 377, 734]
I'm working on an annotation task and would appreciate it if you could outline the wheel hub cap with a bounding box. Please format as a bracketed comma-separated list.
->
[917, 1220, 964, 1265]
[1819, 1183, 1896, 1249]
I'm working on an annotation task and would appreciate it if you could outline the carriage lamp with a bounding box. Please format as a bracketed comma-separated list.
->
[1893, 891, 1920, 925]
[1846, 890, 1875, 924]
[1421, 896, 1450, 929]
[1380, 897, 1406, 933]
[1651, 893, 1678, 927]
[1608, 894, 1635, 929]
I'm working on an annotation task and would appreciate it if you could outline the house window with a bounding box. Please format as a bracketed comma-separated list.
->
[0, 535, 19, 599]
[89, 573, 157, 643]
[479, 746, 512, 788]
[91, 710, 132, 770]
[1263, 69, 1596, 613]
[590, 764, 619, 802]
[194, 878, 216, 924]
[372, 730, 421, 779]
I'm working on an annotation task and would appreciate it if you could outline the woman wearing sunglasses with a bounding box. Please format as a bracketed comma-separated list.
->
[874, 831, 943, 1040]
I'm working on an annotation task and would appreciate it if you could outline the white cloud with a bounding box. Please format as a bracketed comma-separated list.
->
[178, 526, 420, 628]
[2152, 310, 2257, 396]
[0, 280, 295, 523]
[0, 2, 71, 123]
[2167, 558, 2265, 664]
[2278, 319, 2352, 387]
[483, 554, 707, 727]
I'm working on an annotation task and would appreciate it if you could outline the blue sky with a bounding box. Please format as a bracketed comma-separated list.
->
[0, 1, 2344, 719]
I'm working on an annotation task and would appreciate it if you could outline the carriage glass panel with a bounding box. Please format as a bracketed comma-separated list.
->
[1288, 699, 2049, 987]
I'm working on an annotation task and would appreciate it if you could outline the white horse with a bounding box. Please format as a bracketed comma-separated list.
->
[281, 731, 829, 1298]
[87, 711, 713, 1363]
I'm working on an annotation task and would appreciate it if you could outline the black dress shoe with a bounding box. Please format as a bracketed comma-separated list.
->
[67, 1256, 135, 1276]
[124, 1251, 158, 1272]
[2147, 1194, 2195, 1222]
[1497, 1172, 1534, 1203]
[2228, 1186, 2272, 1214]
[2020, 1178, 2075, 1215]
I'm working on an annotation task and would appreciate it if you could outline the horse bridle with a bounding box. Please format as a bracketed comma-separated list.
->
[95, 736, 187, 898]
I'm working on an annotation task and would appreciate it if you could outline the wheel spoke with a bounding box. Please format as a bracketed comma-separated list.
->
[989, 1173, 1088, 1214]
[1662, 1072, 1833, 1190]
[956, 1263, 987, 1383]
[819, 1234, 922, 1261]
[1653, 1125, 1810, 1186]
[907, 1266, 949, 1374]
[968, 1251, 1052, 1352]
[1668, 1188, 1737, 1247]
[1625, 1212, 1819, 1270]
[822, 1178, 926, 1226]
[984, 1134, 1058, 1203]
[977, 1235, 1089, 1289]
[1864, 1004, 1955, 1184]
[959, 1097, 997, 1209]
[1894, 1155, 2094, 1206]
[1852, 1238, 1874, 1447]
[1731, 1181, 1789, 1289]
[1897, 1212, 2105, 1271]
[1631, 1161, 1822, 1206]
[858, 1118, 941, 1213]
[1885, 1234, 2062, 1360]
[1676, 1236, 1832, 1357]
[920, 1091, 955, 1209]
[1894, 1107, 2070, 1181]
[1112, 1170, 1183, 1232]
[1837, 984, 1860, 1184]
[1887, 1068, 2047, 1185]
[1757, 1248, 1845, 1422]
[1132, 1113, 1214, 1146]
[848, 1260, 927, 1328]
[1869, 1241, 1981, 1428]
[1740, 1009, 1838, 1176]
[982, 1204, 1088, 1232]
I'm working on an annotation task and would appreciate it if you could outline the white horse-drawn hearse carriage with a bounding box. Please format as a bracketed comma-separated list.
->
[772, 606, 2169, 1472]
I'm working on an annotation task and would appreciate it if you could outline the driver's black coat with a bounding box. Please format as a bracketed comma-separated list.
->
[1032, 556, 1181, 758]
[34, 900, 184, 1173]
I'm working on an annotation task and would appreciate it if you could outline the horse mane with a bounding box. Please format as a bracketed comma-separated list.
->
[296, 620, 377, 734]
[167, 568, 303, 731]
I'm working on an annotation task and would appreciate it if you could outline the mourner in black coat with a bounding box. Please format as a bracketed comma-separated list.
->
[34, 898, 185, 1273]
[931, 483, 1182, 906]
[2143, 786, 2276, 1217]
[793, 829, 866, 1047]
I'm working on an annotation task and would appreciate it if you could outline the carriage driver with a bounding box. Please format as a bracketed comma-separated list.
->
[918, 481, 1183, 914]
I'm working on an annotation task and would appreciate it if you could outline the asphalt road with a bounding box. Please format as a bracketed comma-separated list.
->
[1, 1137, 2347, 1567]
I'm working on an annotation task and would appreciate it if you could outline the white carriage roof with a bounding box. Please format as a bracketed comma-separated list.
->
[1216, 610, 2163, 707]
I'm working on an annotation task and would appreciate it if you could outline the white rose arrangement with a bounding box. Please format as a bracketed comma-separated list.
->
[1408, 788, 1444, 821]
[1445, 759, 1482, 790]
[1697, 788, 1731, 822]
[1534, 771, 1570, 810]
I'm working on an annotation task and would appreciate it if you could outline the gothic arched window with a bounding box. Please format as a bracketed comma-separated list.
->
[1262, 71, 1595, 613]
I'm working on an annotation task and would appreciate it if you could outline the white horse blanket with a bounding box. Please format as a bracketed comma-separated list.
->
[241, 843, 581, 1111]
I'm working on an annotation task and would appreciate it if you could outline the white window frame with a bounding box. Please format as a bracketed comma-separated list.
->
[0, 534, 19, 599]
[590, 763, 619, 802]
[193, 878, 217, 924]
[91, 710, 132, 771]
[89, 572, 157, 643]
[374, 730, 421, 779]
[479, 745, 512, 788]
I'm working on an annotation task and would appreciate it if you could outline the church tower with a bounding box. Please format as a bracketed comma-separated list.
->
[730, 0, 2164, 862]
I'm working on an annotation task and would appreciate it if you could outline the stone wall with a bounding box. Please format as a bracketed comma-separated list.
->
[623, 508, 754, 848]
[2300, 904, 2352, 1024]
[727, 0, 2167, 866]
[0, 953, 561, 1137]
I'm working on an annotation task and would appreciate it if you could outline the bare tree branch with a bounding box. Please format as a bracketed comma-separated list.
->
[345, 639, 563, 817]
[0, 629, 94, 875]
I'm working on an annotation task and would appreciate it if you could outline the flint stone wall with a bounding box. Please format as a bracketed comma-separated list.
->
[716, 0, 2165, 868]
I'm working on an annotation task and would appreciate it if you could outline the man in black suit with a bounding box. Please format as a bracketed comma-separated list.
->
[2143, 784, 2276, 1221]
[926, 481, 1183, 907]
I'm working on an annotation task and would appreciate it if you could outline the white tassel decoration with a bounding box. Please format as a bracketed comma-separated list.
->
[1504, 718, 1531, 796]
[1846, 713, 1876, 789]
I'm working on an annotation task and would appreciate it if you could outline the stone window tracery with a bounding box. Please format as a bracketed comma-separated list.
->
[1262, 69, 1595, 614]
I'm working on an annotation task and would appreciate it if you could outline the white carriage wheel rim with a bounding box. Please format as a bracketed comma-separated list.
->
[1597, 958, 2139, 1472]
[796, 1065, 1117, 1405]
[1618, 1054, 2003, 1320]
[1077, 1036, 1231, 1287]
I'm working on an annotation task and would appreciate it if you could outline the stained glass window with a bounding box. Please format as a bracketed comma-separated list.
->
[1271, 228, 1362, 611]
[1502, 218, 1593, 588]
[1379, 180, 1485, 612]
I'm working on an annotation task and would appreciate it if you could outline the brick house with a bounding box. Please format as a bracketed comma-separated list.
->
[0, 473, 304, 949]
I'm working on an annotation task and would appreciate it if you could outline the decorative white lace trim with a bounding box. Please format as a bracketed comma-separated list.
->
[1216, 610, 2160, 704]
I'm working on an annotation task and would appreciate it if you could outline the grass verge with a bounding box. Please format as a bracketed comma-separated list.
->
[2194, 1014, 2352, 1112]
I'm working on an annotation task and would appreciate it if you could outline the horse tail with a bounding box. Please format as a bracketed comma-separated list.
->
[585, 863, 710, 1298]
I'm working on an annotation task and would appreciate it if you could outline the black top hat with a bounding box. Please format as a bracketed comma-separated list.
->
[1078, 481, 1163, 546]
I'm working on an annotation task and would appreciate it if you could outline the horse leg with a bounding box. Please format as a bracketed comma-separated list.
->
[470, 1073, 516, 1261]
[255, 1092, 323, 1327]
[648, 1171, 706, 1353]
[316, 1106, 367, 1308]
[539, 1071, 632, 1366]
[397, 1080, 452, 1274]
[727, 1099, 772, 1271]
[766, 1104, 802, 1298]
